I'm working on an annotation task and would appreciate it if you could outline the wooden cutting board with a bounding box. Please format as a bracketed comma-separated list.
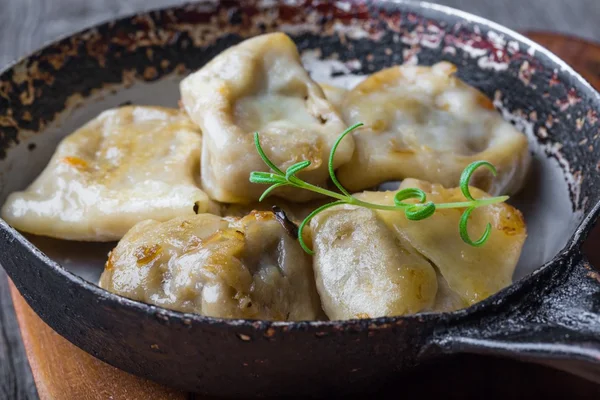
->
[8, 32, 600, 399]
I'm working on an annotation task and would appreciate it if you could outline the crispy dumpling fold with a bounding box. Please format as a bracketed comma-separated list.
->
[310, 206, 438, 320]
[337, 61, 531, 196]
[220, 197, 330, 223]
[180, 32, 354, 204]
[1, 106, 218, 242]
[355, 178, 527, 306]
[99, 211, 323, 321]
[430, 270, 468, 313]
[318, 83, 348, 114]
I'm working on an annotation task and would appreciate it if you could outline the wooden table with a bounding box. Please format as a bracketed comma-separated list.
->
[1, 1, 600, 399]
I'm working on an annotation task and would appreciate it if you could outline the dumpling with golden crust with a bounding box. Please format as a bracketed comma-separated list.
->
[180, 32, 354, 204]
[430, 270, 468, 313]
[1, 106, 218, 242]
[99, 211, 323, 321]
[219, 197, 330, 224]
[337, 62, 531, 196]
[318, 83, 348, 114]
[310, 206, 438, 320]
[355, 178, 527, 306]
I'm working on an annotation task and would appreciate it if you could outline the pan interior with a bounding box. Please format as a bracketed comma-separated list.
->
[0, 52, 583, 294]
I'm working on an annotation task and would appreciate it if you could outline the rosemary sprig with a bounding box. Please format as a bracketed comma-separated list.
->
[249, 123, 509, 254]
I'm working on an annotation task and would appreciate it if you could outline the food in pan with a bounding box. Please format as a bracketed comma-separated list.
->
[318, 83, 348, 114]
[219, 197, 330, 223]
[336, 62, 531, 196]
[1, 32, 530, 320]
[180, 32, 354, 204]
[1, 106, 218, 241]
[99, 211, 322, 320]
[252, 126, 526, 318]
[310, 205, 438, 319]
[309, 178, 525, 319]
[250, 124, 515, 254]
[431, 271, 466, 313]
[354, 179, 526, 305]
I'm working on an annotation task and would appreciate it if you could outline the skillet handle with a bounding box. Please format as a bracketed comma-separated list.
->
[433, 248, 600, 383]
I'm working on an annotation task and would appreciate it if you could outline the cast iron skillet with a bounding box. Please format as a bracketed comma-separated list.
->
[1, 0, 600, 397]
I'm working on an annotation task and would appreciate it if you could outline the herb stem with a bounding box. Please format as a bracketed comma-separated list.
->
[434, 196, 509, 209]
[344, 195, 508, 212]
[298, 200, 346, 254]
[249, 124, 511, 252]
[287, 181, 349, 202]
[347, 198, 400, 211]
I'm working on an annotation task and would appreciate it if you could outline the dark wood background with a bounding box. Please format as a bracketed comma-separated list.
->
[1, 1, 599, 399]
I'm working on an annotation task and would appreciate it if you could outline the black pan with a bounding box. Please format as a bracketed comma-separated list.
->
[1, 1, 600, 397]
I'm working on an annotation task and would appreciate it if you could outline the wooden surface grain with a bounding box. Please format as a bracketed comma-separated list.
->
[0, 1, 600, 399]
[0, 273, 37, 400]
[8, 283, 190, 400]
[526, 31, 600, 90]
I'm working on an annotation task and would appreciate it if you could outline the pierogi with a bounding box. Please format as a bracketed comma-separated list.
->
[180, 32, 354, 204]
[355, 179, 527, 306]
[431, 268, 468, 312]
[99, 212, 322, 320]
[220, 197, 330, 224]
[0, 29, 532, 322]
[1, 106, 218, 241]
[337, 62, 531, 195]
[309, 206, 438, 320]
[310, 178, 526, 319]
[318, 83, 348, 115]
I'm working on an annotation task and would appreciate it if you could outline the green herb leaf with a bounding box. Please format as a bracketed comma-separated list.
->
[259, 183, 286, 202]
[298, 201, 346, 255]
[460, 161, 497, 201]
[405, 202, 436, 220]
[254, 132, 284, 175]
[249, 171, 285, 185]
[459, 207, 492, 247]
[394, 187, 428, 207]
[328, 123, 363, 196]
[285, 160, 312, 180]
[249, 124, 510, 253]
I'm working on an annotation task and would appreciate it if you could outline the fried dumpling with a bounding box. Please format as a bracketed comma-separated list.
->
[1, 106, 218, 242]
[355, 178, 527, 306]
[99, 211, 323, 320]
[337, 62, 531, 196]
[430, 270, 468, 313]
[180, 32, 354, 204]
[310, 206, 438, 320]
[318, 83, 348, 114]
[220, 197, 330, 224]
